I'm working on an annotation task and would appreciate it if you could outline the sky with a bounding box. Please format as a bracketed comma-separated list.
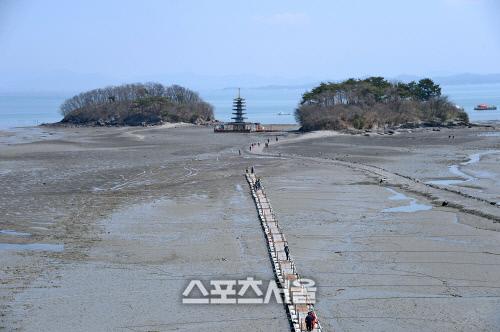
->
[0, 0, 499, 92]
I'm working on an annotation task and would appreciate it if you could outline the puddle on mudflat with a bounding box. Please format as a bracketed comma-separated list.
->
[427, 165, 470, 185]
[0, 243, 64, 252]
[463, 151, 499, 165]
[383, 201, 433, 213]
[426, 178, 464, 186]
[423, 236, 469, 245]
[0, 230, 31, 237]
[30, 226, 49, 231]
[426, 150, 500, 186]
[383, 188, 432, 213]
[386, 188, 408, 201]
[478, 132, 500, 137]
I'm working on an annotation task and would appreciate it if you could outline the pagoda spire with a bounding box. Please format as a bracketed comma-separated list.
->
[231, 88, 247, 123]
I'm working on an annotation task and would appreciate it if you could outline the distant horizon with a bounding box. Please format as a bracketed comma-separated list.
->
[1, 72, 500, 95]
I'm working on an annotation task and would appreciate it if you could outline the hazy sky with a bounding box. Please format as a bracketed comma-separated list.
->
[0, 0, 499, 91]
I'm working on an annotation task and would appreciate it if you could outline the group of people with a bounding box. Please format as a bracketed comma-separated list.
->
[246, 136, 280, 153]
[245, 166, 262, 190]
[249, 142, 261, 151]
[305, 310, 318, 331]
[254, 178, 262, 191]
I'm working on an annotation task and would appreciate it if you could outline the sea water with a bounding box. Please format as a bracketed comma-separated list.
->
[0, 93, 68, 129]
[442, 83, 500, 122]
[200, 87, 305, 124]
[1, 83, 499, 129]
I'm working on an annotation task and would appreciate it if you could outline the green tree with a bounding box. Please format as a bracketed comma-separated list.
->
[363, 77, 390, 102]
[415, 78, 442, 101]
[396, 82, 412, 99]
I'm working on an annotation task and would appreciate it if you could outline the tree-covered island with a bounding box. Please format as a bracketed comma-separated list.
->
[58, 83, 214, 126]
[296, 77, 469, 131]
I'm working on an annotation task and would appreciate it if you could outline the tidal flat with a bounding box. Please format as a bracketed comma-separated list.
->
[1, 124, 500, 331]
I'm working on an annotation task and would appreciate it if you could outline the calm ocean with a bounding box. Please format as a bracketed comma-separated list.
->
[1, 83, 499, 129]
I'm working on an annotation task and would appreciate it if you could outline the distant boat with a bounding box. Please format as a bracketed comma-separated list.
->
[474, 104, 497, 111]
[277, 112, 291, 116]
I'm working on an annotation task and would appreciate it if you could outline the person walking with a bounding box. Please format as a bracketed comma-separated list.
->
[305, 311, 314, 331]
[305, 311, 318, 331]
[284, 243, 290, 260]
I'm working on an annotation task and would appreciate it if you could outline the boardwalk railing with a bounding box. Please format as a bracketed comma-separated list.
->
[246, 172, 324, 332]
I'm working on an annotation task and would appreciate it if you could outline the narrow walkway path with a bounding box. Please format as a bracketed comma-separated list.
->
[245, 172, 324, 332]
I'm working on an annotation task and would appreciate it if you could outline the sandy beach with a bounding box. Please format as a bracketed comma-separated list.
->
[1, 124, 500, 331]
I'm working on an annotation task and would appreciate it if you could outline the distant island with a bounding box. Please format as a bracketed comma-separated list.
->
[295, 77, 469, 131]
[57, 83, 214, 126]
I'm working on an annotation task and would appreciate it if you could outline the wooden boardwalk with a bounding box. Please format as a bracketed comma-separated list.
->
[246, 172, 323, 332]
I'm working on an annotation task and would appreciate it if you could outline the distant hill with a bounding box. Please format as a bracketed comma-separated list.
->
[395, 73, 500, 86]
[1, 71, 499, 95]
[222, 73, 500, 91]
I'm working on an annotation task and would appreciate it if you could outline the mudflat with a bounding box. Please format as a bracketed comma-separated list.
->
[1, 124, 500, 331]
